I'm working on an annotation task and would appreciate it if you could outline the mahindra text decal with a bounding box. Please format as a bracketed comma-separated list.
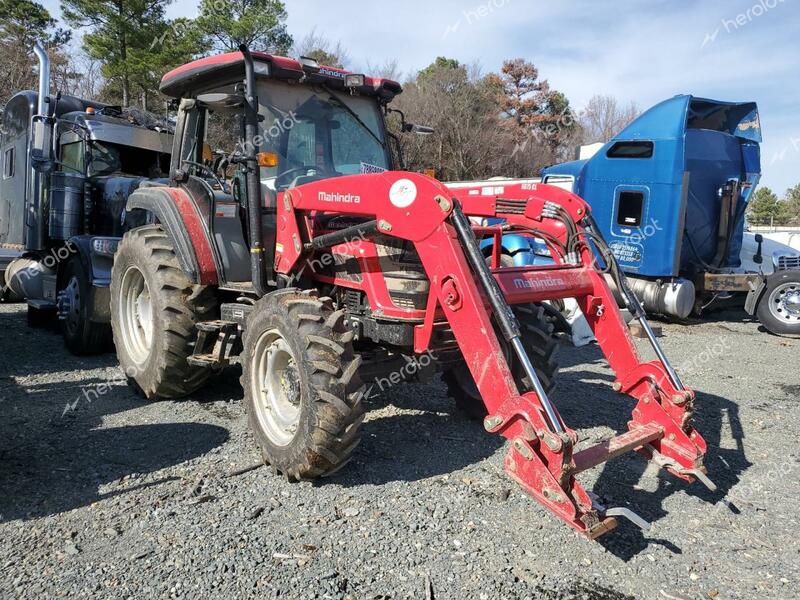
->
[318, 191, 362, 204]
[513, 277, 567, 290]
[319, 67, 346, 79]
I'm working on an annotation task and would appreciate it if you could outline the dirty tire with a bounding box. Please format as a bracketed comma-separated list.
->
[444, 304, 559, 420]
[756, 269, 800, 337]
[60, 257, 112, 355]
[110, 225, 218, 399]
[241, 290, 365, 480]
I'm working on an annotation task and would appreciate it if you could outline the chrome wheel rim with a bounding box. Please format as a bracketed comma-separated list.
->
[768, 281, 800, 324]
[119, 265, 154, 364]
[252, 329, 301, 447]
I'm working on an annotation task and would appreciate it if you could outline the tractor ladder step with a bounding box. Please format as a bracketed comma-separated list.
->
[571, 423, 664, 475]
[188, 320, 240, 368]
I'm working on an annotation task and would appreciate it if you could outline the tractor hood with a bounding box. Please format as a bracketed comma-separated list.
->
[160, 52, 402, 102]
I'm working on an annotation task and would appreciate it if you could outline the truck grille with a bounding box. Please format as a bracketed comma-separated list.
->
[777, 255, 800, 270]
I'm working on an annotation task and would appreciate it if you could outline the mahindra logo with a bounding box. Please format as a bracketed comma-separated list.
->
[318, 191, 361, 204]
[513, 277, 566, 290]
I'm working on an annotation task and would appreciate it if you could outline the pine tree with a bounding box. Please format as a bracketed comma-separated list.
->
[0, 0, 70, 96]
[195, 0, 292, 54]
[748, 187, 781, 226]
[61, 0, 178, 108]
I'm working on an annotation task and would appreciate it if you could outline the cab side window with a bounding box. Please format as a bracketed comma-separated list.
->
[606, 141, 654, 159]
[3, 148, 13, 178]
[60, 141, 85, 174]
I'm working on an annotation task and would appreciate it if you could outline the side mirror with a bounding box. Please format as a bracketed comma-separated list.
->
[754, 234, 764, 265]
[404, 123, 434, 135]
[30, 115, 54, 173]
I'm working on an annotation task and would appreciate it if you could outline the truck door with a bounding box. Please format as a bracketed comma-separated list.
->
[579, 137, 685, 278]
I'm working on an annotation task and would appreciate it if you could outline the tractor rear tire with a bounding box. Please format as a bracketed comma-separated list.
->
[241, 290, 365, 480]
[60, 257, 112, 355]
[443, 303, 559, 420]
[110, 225, 218, 399]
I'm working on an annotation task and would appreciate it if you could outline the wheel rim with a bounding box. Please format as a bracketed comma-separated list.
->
[59, 276, 81, 336]
[252, 329, 302, 447]
[118, 265, 154, 364]
[768, 281, 800, 324]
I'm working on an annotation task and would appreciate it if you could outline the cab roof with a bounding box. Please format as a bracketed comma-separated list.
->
[160, 51, 402, 102]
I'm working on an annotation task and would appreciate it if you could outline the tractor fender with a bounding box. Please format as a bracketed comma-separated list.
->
[125, 186, 218, 285]
[744, 273, 768, 315]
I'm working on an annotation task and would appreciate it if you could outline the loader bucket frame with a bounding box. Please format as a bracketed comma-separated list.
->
[274, 172, 711, 538]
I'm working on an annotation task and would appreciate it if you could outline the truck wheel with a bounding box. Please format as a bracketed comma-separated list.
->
[59, 258, 112, 355]
[241, 290, 365, 480]
[756, 270, 800, 337]
[110, 225, 218, 399]
[443, 304, 559, 420]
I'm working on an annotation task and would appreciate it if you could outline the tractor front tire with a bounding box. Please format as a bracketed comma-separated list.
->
[110, 225, 218, 399]
[444, 303, 559, 420]
[241, 290, 365, 480]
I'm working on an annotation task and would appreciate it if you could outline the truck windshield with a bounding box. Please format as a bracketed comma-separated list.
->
[256, 80, 390, 191]
[88, 141, 170, 178]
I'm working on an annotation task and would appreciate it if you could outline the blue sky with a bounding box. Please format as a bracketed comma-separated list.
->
[42, 0, 800, 194]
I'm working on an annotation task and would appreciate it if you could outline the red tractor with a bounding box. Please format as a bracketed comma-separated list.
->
[109, 47, 713, 538]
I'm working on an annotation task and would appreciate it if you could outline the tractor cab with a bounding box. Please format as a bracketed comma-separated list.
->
[157, 51, 405, 286]
[160, 52, 401, 193]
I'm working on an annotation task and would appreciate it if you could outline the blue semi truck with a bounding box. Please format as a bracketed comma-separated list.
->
[475, 95, 799, 336]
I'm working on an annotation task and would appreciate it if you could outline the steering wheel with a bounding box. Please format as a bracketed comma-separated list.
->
[275, 165, 335, 189]
[182, 160, 226, 191]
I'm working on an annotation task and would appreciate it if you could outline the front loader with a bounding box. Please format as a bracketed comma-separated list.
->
[109, 48, 712, 538]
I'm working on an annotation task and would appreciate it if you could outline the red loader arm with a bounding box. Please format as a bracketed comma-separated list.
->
[274, 172, 711, 538]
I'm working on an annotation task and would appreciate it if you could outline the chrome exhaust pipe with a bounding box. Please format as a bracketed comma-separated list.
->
[33, 42, 50, 116]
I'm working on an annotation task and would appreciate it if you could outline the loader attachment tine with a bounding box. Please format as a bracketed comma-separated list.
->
[645, 444, 718, 492]
[605, 507, 651, 531]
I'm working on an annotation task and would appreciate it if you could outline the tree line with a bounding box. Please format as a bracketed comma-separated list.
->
[748, 185, 800, 227]
[1, 0, 640, 180]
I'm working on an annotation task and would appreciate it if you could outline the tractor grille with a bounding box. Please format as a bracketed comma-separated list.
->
[777, 255, 800, 270]
[376, 236, 430, 311]
[496, 198, 528, 215]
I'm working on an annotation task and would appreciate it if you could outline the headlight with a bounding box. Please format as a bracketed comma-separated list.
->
[92, 237, 120, 256]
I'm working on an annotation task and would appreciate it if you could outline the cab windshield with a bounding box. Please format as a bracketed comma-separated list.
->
[256, 80, 390, 191]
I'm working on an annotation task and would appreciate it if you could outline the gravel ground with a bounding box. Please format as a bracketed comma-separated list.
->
[1, 302, 798, 599]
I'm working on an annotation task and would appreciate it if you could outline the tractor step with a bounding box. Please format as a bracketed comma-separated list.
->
[571, 423, 664, 475]
[196, 320, 237, 333]
[187, 353, 220, 367]
[190, 320, 240, 369]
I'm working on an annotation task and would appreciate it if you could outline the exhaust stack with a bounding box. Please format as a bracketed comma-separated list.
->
[33, 42, 50, 116]
[27, 42, 52, 251]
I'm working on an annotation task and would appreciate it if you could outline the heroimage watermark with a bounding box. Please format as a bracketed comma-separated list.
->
[701, 0, 786, 48]
[442, 0, 514, 40]
[358, 350, 438, 402]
